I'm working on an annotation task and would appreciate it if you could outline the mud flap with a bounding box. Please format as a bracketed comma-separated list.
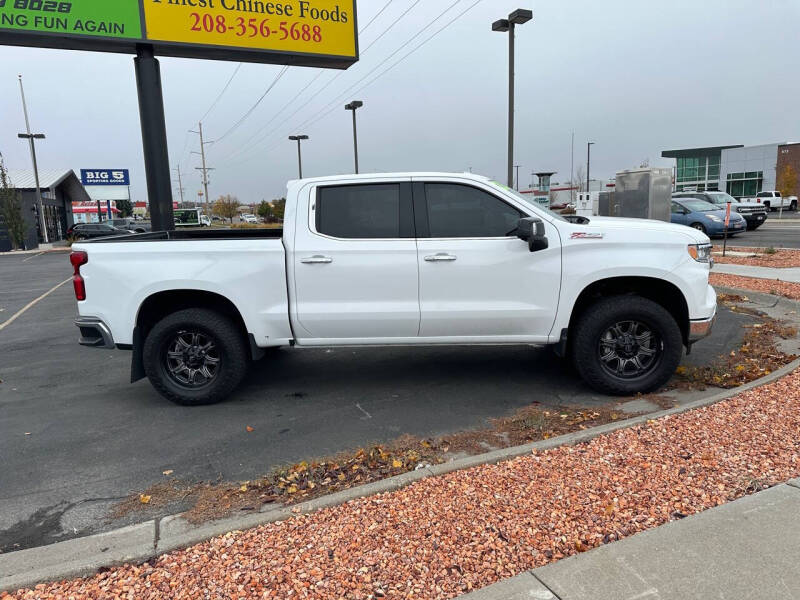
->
[130, 327, 146, 383]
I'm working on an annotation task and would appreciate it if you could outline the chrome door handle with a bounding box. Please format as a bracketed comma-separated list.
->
[300, 255, 333, 264]
[424, 253, 457, 262]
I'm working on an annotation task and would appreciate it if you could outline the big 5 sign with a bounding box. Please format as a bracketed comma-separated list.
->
[81, 169, 130, 186]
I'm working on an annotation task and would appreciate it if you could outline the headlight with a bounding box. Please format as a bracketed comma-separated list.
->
[706, 214, 723, 222]
[688, 243, 713, 263]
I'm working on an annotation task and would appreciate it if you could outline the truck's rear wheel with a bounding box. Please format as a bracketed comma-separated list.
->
[143, 308, 248, 406]
[571, 296, 682, 395]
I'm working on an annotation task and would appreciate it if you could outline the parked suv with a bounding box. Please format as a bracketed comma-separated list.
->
[67, 222, 133, 240]
[672, 191, 768, 230]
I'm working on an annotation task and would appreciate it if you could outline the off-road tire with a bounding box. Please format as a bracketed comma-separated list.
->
[571, 296, 682, 395]
[143, 308, 248, 406]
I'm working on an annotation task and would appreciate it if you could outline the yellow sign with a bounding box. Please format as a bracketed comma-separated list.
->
[143, 0, 357, 60]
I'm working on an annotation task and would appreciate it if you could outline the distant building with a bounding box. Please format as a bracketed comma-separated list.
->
[2, 169, 88, 251]
[662, 142, 800, 198]
[71, 201, 121, 224]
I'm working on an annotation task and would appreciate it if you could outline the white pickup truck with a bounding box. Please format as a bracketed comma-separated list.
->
[744, 190, 797, 211]
[70, 173, 717, 406]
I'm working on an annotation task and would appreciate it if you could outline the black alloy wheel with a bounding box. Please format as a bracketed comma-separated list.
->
[163, 330, 220, 389]
[597, 320, 662, 380]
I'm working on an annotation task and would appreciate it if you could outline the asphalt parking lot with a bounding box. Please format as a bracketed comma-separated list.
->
[0, 251, 758, 553]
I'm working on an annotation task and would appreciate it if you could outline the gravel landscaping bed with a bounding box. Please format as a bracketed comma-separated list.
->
[710, 272, 800, 300]
[5, 368, 800, 600]
[712, 246, 800, 268]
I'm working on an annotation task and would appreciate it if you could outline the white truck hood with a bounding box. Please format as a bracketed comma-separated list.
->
[574, 216, 710, 244]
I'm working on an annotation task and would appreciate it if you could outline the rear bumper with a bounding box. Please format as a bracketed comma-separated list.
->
[75, 317, 115, 349]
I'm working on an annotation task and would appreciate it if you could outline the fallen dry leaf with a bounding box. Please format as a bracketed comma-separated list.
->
[246, 426, 255, 432]
[139, 494, 151, 505]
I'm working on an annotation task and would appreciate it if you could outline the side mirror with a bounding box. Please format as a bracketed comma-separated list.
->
[516, 217, 548, 252]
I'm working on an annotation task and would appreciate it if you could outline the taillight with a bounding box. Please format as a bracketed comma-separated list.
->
[70, 251, 88, 301]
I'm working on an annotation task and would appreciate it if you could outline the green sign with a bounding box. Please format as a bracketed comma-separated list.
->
[0, 0, 141, 39]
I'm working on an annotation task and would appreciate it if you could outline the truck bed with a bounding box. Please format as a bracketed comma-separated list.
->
[84, 228, 284, 243]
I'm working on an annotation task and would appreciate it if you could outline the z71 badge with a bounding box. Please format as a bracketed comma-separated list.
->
[570, 232, 604, 239]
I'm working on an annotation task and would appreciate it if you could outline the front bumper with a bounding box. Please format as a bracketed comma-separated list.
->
[741, 212, 768, 227]
[75, 317, 115, 349]
[688, 304, 717, 343]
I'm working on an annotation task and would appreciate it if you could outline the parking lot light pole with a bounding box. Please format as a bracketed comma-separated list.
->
[492, 9, 532, 189]
[345, 101, 363, 174]
[289, 135, 309, 179]
[587, 141, 595, 194]
[17, 75, 48, 243]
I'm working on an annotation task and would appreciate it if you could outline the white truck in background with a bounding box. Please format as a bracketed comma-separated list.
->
[70, 172, 717, 406]
[744, 190, 797, 211]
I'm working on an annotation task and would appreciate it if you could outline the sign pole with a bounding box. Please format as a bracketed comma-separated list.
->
[722, 201, 731, 257]
[134, 44, 174, 232]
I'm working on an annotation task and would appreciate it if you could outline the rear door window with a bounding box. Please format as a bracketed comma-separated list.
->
[316, 183, 413, 239]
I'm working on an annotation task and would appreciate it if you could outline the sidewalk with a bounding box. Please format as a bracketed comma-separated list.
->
[460, 479, 800, 599]
[714, 262, 800, 283]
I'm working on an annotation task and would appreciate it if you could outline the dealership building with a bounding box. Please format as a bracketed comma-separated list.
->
[662, 142, 800, 198]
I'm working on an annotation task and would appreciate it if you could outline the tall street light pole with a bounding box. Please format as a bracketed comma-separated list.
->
[289, 135, 309, 179]
[492, 9, 532, 189]
[587, 141, 595, 195]
[514, 164, 522, 190]
[345, 101, 363, 174]
[17, 75, 48, 244]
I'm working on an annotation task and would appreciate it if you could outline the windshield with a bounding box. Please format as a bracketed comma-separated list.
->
[490, 181, 568, 222]
[706, 192, 738, 204]
[681, 199, 719, 212]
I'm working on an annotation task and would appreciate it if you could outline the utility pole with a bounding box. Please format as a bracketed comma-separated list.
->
[172, 165, 186, 205]
[587, 141, 595, 196]
[17, 75, 48, 243]
[190, 122, 213, 209]
[492, 9, 532, 189]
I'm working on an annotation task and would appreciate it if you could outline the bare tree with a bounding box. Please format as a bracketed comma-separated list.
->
[574, 164, 586, 193]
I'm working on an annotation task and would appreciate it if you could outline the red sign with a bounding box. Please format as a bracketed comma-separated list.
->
[724, 202, 731, 227]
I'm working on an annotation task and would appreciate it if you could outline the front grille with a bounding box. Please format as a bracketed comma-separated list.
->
[735, 206, 766, 215]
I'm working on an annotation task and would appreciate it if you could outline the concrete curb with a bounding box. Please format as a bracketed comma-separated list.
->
[3, 355, 799, 593]
[714, 285, 800, 311]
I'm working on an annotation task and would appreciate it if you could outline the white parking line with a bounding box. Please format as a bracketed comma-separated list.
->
[21, 251, 46, 262]
[0, 277, 72, 332]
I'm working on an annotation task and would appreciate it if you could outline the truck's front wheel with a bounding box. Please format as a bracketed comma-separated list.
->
[571, 296, 682, 395]
[143, 308, 248, 406]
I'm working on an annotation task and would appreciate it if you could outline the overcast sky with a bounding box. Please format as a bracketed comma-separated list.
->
[1, 0, 798, 204]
